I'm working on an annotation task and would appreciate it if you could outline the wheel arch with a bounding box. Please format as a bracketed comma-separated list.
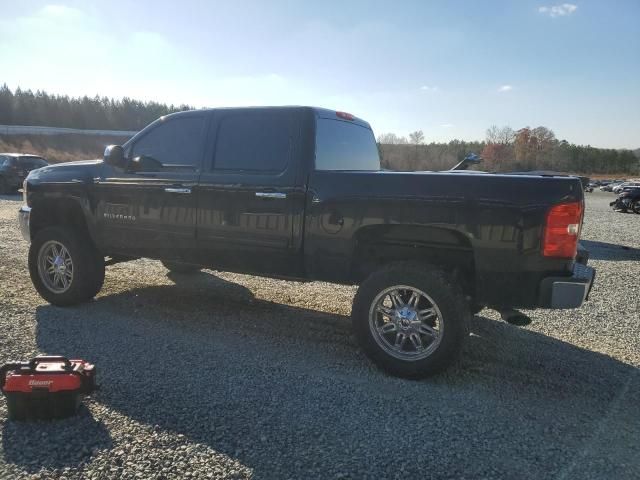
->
[350, 224, 476, 298]
[30, 196, 97, 249]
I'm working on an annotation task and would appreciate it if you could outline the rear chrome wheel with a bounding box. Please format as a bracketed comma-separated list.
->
[352, 263, 469, 379]
[37, 240, 74, 294]
[369, 286, 444, 361]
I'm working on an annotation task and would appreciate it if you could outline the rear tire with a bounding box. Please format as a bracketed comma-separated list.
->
[632, 201, 640, 214]
[28, 227, 105, 306]
[162, 261, 201, 274]
[352, 263, 469, 379]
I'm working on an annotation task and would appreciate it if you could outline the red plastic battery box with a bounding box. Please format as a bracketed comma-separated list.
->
[1, 356, 96, 420]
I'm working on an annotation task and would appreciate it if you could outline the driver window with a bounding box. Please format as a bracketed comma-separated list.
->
[131, 115, 206, 170]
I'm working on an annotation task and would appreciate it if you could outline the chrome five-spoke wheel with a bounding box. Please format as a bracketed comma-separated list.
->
[369, 285, 443, 361]
[37, 240, 74, 293]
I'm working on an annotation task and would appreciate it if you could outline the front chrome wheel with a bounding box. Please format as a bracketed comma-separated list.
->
[37, 240, 74, 294]
[368, 285, 444, 361]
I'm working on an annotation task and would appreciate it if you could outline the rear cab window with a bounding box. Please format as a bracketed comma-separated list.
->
[314, 116, 380, 171]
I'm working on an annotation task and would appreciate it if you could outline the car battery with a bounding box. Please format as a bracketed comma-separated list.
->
[1, 356, 96, 420]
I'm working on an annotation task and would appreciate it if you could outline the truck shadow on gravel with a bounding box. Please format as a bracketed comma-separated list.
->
[1, 406, 112, 474]
[31, 273, 640, 479]
[581, 240, 640, 261]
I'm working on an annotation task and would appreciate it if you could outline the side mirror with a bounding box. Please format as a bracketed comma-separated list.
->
[103, 145, 126, 168]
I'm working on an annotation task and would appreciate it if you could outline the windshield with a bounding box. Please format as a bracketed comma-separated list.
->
[315, 118, 380, 171]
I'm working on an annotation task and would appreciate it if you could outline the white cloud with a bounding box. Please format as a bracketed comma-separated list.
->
[538, 3, 578, 17]
[0, 6, 202, 105]
[440, 123, 454, 128]
[498, 85, 513, 92]
[419, 85, 438, 92]
[40, 5, 84, 19]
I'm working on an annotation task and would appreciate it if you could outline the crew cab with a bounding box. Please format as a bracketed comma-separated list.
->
[18, 107, 595, 378]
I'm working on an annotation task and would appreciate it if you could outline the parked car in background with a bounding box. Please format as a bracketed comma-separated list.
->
[601, 182, 622, 192]
[0, 154, 49, 194]
[613, 182, 640, 194]
[611, 188, 640, 213]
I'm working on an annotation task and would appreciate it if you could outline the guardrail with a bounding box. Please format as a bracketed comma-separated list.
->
[0, 124, 137, 137]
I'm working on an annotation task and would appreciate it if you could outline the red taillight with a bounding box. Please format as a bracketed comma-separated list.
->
[336, 111, 355, 121]
[543, 202, 583, 258]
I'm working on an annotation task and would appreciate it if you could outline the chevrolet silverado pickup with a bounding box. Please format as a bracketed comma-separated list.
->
[18, 107, 595, 378]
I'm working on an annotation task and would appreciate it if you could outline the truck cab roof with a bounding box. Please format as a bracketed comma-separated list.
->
[159, 106, 372, 130]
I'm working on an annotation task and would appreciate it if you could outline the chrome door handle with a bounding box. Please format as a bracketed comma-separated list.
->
[255, 192, 287, 199]
[164, 187, 191, 194]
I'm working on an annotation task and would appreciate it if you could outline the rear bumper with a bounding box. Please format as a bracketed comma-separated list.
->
[538, 262, 595, 309]
[18, 206, 31, 242]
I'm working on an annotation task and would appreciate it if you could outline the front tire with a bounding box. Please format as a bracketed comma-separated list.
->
[28, 227, 105, 306]
[632, 201, 640, 214]
[352, 263, 469, 379]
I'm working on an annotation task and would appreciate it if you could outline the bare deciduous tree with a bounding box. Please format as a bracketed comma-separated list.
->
[377, 133, 408, 144]
[486, 125, 514, 145]
[409, 130, 425, 145]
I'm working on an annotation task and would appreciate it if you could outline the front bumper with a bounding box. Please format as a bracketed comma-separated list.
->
[18, 206, 31, 242]
[538, 262, 595, 309]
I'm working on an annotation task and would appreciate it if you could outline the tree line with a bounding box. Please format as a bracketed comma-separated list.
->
[0, 85, 637, 174]
[378, 127, 638, 175]
[0, 84, 192, 131]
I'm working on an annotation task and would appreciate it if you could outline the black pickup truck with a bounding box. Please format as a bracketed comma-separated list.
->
[18, 107, 595, 378]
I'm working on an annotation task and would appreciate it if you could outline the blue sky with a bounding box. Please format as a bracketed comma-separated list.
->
[0, 0, 638, 148]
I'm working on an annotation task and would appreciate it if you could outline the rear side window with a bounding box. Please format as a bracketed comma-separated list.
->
[0, 156, 6, 167]
[1, 157, 16, 168]
[315, 118, 380, 171]
[213, 112, 292, 173]
[132, 115, 207, 169]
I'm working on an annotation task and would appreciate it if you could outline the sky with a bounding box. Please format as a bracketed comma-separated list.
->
[0, 0, 638, 148]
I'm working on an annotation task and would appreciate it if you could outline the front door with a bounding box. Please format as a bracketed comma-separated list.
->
[196, 108, 306, 277]
[94, 112, 209, 261]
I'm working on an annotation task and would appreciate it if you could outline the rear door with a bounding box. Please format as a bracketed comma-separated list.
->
[94, 112, 209, 261]
[196, 108, 307, 277]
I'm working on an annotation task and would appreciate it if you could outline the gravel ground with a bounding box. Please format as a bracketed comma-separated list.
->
[0, 190, 638, 479]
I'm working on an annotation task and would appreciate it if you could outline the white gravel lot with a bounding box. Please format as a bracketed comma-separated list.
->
[0, 190, 638, 479]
